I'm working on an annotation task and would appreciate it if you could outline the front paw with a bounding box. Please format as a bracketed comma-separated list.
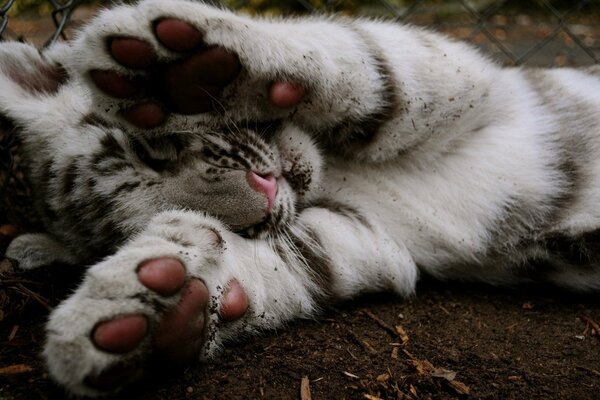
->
[69, 0, 306, 131]
[44, 212, 248, 396]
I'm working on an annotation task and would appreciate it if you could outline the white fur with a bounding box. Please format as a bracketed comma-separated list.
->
[1, 0, 600, 396]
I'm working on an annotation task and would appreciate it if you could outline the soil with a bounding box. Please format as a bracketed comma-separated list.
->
[0, 265, 599, 400]
[1, 8, 600, 400]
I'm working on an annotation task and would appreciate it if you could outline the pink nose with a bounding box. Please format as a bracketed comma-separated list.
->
[246, 171, 277, 211]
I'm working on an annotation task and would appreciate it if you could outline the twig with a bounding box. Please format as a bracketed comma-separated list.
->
[347, 328, 378, 354]
[346, 348, 359, 361]
[7, 324, 18, 341]
[438, 304, 451, 315]
[343, 371, 360, 379]
[0, 278, 43, 286]
[12, 283, 52, 311]
[361, 339, 378, 354]
[362, 310, 398, 338]
[575, 366, 600, 377]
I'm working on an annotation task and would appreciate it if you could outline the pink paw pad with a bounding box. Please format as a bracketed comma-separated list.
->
[109, 38, 157, 69]
[89, 18, 306, 129]
[155, 18, 204, 52]
[92, 315, 148, 354]
[87, 257, 250, 390]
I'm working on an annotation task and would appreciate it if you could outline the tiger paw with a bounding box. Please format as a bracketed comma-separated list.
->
[69, 0, 309, 130]
[44, 211, 248, 397]
[86, 258, 247, 389]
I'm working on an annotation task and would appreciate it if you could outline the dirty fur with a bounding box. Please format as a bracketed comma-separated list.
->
[1, 0, 600, 396]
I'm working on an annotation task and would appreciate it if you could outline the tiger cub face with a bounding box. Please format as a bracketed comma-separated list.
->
[0, 42, 323, 262]
[34, 120, 322, 260]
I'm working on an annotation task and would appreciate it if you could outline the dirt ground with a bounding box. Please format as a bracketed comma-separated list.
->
[1, 7, 600, 400]
[0, 263, 599, 400]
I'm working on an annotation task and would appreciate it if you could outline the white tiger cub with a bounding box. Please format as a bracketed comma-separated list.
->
[2, 0, 600, 396]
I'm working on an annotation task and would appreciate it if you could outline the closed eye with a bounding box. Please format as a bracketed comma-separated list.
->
[131, 138, 177, 172]
[138, 151, 170, 172]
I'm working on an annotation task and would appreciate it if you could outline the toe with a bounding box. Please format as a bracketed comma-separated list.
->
[93, 315, 148, 354]
[219, 279, 249, 322]
[109, 38, 157, 69]
[90, 70, 140, 98]
[154, 279, 209, 364]
[137, 258, 187, 296]
[161, 47, 241, 114]
[120, 102, 167, 128]
[269, 81, 306, 108]
[155, 19, 204, 52]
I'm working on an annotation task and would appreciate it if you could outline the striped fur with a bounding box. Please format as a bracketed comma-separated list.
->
[1, 0, 600, 395]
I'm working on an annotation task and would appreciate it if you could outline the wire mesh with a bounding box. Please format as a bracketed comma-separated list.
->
[0, 0, 15, 38]
[45, 0, 81, 46]
[0, 0, 80, 45]
[293, 0, 599, 66]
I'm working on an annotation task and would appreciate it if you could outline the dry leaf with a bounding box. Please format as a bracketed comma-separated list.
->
[579, 315, 600, 337]
[409, 385, 418, 396]
[395, 325, 409, 345]
[411, 359, 435, 375]
[0, 224, 18, 239]
[522, 302, 534, 310]
[300, 376, 311, 400]
[448, 379, 471, 395]
[431, 367, 457, 381]
[376, 373, 390, 382]
[364, 395, 382, 400]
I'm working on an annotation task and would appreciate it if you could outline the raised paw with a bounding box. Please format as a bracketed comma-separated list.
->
[93, 18, 242, 126]
[72, 0, 307, 129]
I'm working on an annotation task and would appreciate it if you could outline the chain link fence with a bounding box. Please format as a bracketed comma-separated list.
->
[1, 0, 599, 227]
[0, 0, 79, 46]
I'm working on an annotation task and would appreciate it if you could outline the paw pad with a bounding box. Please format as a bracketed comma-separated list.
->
[137, 258, 187, 296]
[154, 18, 204, 52]
[89, 18, 241, 128]
[93, 315, 148, 353]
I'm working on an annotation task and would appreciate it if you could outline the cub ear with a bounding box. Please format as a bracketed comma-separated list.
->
[0, 41, 69, 97]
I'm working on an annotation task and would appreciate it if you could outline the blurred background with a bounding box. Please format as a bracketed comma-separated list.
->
[1, 0, 599, 66]
[0, 4, 598, 399]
